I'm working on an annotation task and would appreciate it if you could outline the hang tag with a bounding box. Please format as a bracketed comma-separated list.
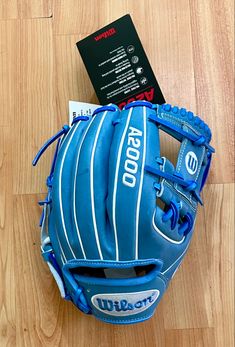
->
[77, 14, 165, 109]
[69, 101, 100, 125]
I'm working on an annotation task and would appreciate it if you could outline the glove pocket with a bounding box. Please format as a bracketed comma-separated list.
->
[63, 259, 167, 324]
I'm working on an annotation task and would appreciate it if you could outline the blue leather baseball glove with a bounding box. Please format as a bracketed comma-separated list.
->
[33, 100, 214, 324]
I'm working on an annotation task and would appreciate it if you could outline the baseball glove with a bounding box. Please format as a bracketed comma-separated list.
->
[33, 101, 214, 324]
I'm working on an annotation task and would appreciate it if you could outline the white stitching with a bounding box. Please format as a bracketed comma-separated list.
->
[59, 125, 79, 259]
[135, 107, 147, 259]
[73, 118, 95, 259]
[112, 108, 133, 261]
[90, 111, 108, 260]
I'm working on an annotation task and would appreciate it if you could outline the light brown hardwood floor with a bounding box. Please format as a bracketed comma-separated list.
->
[0, 1, 234, 346]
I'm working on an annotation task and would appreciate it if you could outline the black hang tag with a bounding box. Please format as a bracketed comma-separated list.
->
[77, 14, 165, 109]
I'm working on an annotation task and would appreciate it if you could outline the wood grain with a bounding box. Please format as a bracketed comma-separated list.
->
[54, 34, 98, 124]
[203, 183, 234, 347]
[12, 19, 57, 195]
[165, 328, 216, 347]
[0, 0, 234, 346]
[190, 0, 234, 183]
[0, 1, 52, 19]
[0, 127, 16, 347]
[53, 0, 108, 35]
[0, 21, 18, 127]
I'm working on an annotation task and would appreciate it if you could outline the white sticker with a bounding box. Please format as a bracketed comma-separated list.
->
[69, 101, 101, 125]
[91, 289, 160, 317]
[185, 151, 198, 175]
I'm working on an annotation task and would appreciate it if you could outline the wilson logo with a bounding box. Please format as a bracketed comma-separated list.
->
[94, 28, 116, 41]
[122, 127, 143, 188]
[91, 290, 160, 316]
[185, 151, 198, 175]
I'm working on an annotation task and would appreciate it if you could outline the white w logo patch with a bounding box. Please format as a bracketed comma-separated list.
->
[185, 151, 198, 175]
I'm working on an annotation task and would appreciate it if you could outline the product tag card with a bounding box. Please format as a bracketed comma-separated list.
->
[77, 14, 165, 109]
[69, 101, 100, 125]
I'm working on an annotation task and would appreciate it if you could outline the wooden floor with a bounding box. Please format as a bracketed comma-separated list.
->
[0, 1, 234, 346]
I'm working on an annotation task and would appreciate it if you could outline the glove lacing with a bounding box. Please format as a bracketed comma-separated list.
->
[161, 201, 194, 236]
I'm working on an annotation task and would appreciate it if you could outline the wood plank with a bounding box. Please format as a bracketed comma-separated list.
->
[189, 0, 234, 183]
[0, 127, 16, 347]
[14, 193, 61, 346]
[203, 183, 234, 347]
[0, 21, 18, 127]
[13, 19, 57, 195]
[165, 328, 216, 347]
[53, 0, 109, 35]
[142, 0, 196, 170]
[0, 1, 52, 19]
[54, 34, 98, 123]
